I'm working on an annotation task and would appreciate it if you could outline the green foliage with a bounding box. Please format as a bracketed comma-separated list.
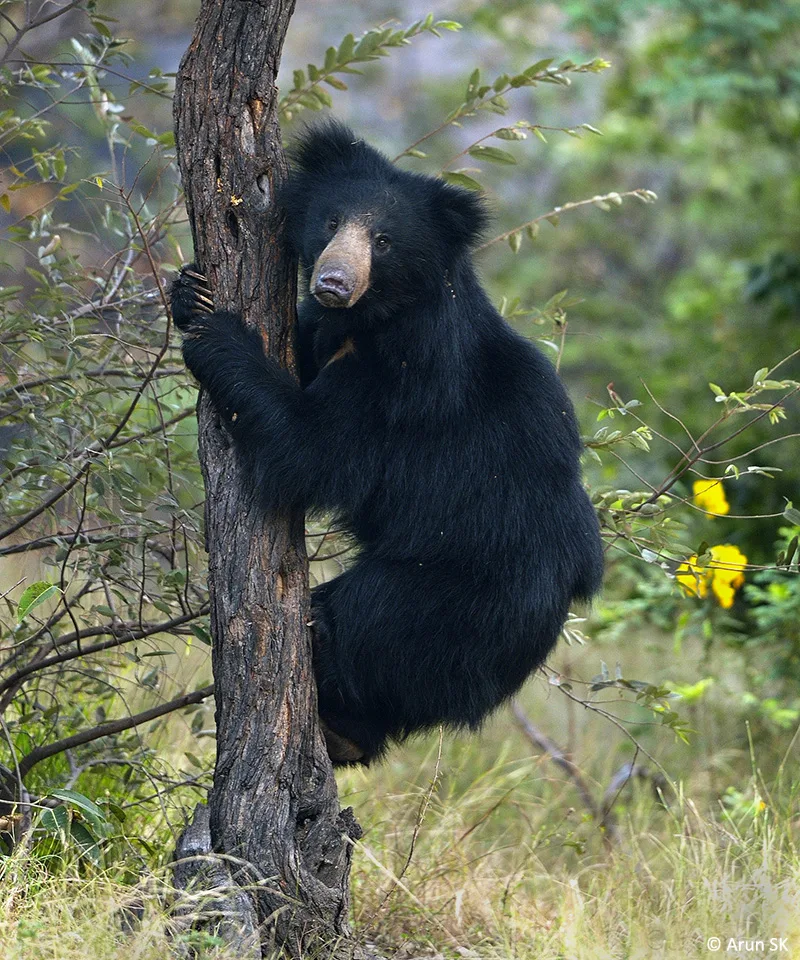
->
[0, 12, 798, 951]
[0, 9, 211, 831]
[279, 15, 462, 120]
[743, 527, 800, 682]
[16, 581, 60, 621]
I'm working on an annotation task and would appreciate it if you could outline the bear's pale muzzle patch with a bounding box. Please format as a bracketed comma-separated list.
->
[311, 221, 371, 308]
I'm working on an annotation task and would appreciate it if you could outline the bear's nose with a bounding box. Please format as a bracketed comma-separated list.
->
[313, 267, 355, 308]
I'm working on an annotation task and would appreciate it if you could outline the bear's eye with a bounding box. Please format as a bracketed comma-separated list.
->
[375, 234, 391, 253]
[326, 216, 339, 232]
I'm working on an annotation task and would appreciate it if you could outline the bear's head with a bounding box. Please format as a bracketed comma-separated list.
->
[280, 121, 489, 316]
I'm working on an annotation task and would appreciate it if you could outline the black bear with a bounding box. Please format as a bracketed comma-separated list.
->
[171, 121, 604, 765]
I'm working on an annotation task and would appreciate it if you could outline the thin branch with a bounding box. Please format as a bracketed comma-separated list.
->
[0, 366, 183, 403]
[0, 293, 178, 543]
[17, 683, 215, 778]
[640, 380, 701, 453]
[0, 607, 208, 699]
[699, 433, 800, 464]
[601, 759, 667, 825]
[393, 65, 598, 163]
[475, 190, 655, 253]
[544, 668, 675, 789]
[0, 526, 130, 558]
[767, 348, 800, 378]
[511, 700, 599, 818]
[634, 387, 799, 512]
[700, 387, 799, 456]
[0, 576, 99, 668]
[8, 57, 173, 99]
[0, 0, 83, 68]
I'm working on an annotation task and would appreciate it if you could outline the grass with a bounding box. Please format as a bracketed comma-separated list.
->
[3, 638, 800, 960]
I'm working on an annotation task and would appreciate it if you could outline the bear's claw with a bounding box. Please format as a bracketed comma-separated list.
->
[171, 264, 215, 330]
[183, 268, 215, 312]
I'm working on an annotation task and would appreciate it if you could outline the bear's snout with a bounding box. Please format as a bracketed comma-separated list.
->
[313, 266, 356, 307]
[310, 221, 371, 308]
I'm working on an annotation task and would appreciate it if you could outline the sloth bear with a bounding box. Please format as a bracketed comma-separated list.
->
[171, 121, 604, 765]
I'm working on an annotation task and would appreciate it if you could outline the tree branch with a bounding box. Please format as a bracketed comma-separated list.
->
[17, 683, 214, 779]
[0, 607, 208, 702]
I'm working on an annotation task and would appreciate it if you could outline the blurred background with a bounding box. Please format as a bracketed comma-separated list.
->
[1, 2, 799, 957]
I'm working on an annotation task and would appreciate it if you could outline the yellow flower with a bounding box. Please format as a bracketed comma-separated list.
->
[693, 478, 730, 517]
[676, 544, 748, 609]
[675, 556, 707, 599]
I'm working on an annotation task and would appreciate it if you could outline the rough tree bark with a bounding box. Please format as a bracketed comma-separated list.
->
[172, 1, 362, 955]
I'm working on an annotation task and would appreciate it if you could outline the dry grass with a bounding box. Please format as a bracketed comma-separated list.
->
[3, 639, 800, 960]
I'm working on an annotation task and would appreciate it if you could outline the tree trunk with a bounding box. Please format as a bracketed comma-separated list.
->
[172, 1, 362, 954]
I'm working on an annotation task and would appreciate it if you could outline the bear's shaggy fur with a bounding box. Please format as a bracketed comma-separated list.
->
[171, 122, 604, 765]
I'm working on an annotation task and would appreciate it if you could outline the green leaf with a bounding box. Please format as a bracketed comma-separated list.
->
[18, 582, 59, 621]
[70, 821, 102, 866]
[337, 33, 355, 61]
[758, 379, 790, 390]
[466, 67, 480, 98]
[49, 789, 105, 821]
[784, 506, 800, 526]
[441, 171, 483, 192]
[103, 801, 127, 824]
[191, 623, 212, 646]
[39, 805, 69, 835]
[523, 58, 554, 77]
[355, 31, 381, 58]
[468, 145, 517, 165]
[297, 95, 322, 111]
[495, 127, 527, 141]
[508, 231, 522, 253]
[53, 150, 66, 181]
[783, 536, 798, 567]
[91, 18, 112, 38]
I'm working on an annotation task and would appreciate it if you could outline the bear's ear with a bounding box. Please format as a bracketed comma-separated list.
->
[280, 122, 377, 254]
[288, 120, 374, 177]
[429, 181, 490, 250]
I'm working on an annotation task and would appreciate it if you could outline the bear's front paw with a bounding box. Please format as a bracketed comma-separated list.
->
[170, 264, 216, 332]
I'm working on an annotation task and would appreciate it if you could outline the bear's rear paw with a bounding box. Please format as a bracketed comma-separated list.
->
[170, 264, 215, 332]
[320, 720, 368, 766]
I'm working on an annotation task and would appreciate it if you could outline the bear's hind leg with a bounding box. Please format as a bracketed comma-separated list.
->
[310, 581, 390, 766]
